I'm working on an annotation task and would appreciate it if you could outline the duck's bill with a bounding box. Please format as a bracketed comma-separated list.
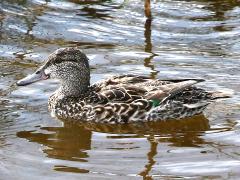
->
[17, 68, 49, 86]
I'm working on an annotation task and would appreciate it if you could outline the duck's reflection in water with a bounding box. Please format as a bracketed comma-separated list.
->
[17, 124, 91, 162]
[17, 114, 210, 176]
[76, 114, 209, 136]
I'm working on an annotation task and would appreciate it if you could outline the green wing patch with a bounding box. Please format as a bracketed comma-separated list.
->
[151, 99, 161, 107]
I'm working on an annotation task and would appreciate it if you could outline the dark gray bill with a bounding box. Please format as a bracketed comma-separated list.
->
[17, 68, 49, 86]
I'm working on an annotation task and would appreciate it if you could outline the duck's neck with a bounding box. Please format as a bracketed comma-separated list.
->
[55, 80, 90, 98]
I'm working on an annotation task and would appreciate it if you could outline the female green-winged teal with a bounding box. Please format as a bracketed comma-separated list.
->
[17, 47, 230, 124]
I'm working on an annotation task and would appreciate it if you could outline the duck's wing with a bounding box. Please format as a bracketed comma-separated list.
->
[90, 75, 205, 105]
[89, 75, 151, 104]
[93, 74, 205, 90]
[87, 84, 147, 104]
[145, 79, 204, 102]
[146, 81, 232, 121]
[84, 79, 209, 123]
[92, 74, 153, 90]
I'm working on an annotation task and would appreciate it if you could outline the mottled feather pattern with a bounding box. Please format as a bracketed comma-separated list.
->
[48, 75, 225, 123]
[17, 48, 230, 124]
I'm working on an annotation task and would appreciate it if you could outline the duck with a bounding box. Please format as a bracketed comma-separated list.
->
[16, 47, 230, 124]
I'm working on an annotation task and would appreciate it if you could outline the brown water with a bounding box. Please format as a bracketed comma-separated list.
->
[1, 0, 240, 179]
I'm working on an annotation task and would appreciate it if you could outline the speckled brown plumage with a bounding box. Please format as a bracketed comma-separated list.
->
[17, 47, 231, 124]
[48, 74, 226, 123]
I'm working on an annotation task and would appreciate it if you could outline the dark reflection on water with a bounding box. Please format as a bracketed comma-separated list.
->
[195, 0, 240, 35]
[17, 125, 91, 162]
[16, 115, 210, 177]
[78, 6, 112, 19]
[144, 18, 159, 79]
[1, 0, 240, 179]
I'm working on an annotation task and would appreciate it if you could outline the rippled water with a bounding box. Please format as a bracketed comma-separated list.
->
[1, 0, 240, 179]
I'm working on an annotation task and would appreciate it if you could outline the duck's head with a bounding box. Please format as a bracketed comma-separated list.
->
[17, 47, 90, 97]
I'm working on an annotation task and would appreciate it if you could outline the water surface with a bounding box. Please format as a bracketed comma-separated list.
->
[1, 0, 240, 179]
